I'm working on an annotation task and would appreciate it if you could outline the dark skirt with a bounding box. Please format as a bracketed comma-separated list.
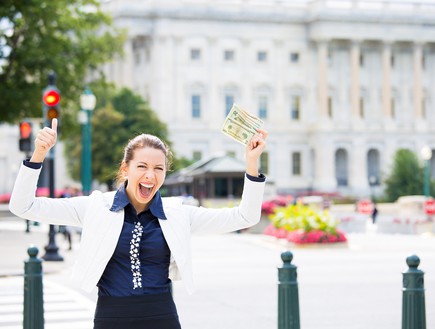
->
[93, 292, 182, 329]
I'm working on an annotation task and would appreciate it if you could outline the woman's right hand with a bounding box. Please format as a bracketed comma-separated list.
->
[30, 118, 58, 163]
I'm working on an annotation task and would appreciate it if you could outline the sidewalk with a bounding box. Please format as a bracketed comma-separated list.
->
[0, 216, 78, 277]
[1, 214, 435, 328]
[0, 215, 94, 329]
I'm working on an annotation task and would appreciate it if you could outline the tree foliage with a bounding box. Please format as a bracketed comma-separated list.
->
[383, 149, 424, 202]
[65, 87, 193, 189]
[0, 0, 125, 126]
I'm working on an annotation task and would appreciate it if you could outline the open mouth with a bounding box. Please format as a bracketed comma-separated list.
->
[139, 183, 154, 199]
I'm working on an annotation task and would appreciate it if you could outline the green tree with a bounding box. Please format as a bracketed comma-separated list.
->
[384, 149, 424, 202]
[66, 88, 193, 189]
[0, 0, 125, 125]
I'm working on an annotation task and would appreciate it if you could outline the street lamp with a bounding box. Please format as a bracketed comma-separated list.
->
[421, 146, 432, 197]
[79, 87, 96, 196]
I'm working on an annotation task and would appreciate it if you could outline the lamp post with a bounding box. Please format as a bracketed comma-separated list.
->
[79, 87, 96, 196]
[421, 146, 432, 197]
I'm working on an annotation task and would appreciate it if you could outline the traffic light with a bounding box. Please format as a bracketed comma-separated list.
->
[19, 121, 33, 152]
[42, 86, 60, 128]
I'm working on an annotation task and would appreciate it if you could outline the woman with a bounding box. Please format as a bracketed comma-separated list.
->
[9, 118, 268, 328]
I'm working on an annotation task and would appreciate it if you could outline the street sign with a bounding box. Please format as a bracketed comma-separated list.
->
[357, 199, 373, 215]
[424, 199, 435, 215]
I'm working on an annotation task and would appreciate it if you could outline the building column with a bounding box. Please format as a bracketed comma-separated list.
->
[173, 36, 183, 125]
[240, 38, 251, 108]
[413, 42, 423, 119]
[121, 37, 134, 89]
[273, 39, 285, 124]
[150, 36, 168, 115]
[317, 40, 329, 118]
[350, 40, 361, 119]
[382, 41, 392, 118]
[208, 37, 219, 131]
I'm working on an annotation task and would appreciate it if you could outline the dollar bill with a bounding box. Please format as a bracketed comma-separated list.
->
[221, 103, 264, 145]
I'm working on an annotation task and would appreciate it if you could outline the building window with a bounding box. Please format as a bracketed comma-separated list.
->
[260, 152, 269, 175]
[258, 96, 268, 119]
[224, 50, 235, 62]
[335, 148, 348, 186]
[192, 95, 201, 118]
[292, 152, 301, 176]
[359, 97, 365, 118]
[257, 51, 267, 62]
[192, 151, 202, 161]
[291, 95, 300, 120]
[327, 97, 333, 118]
[225, 94, 234, 116]
[290, 52, 299, 63]
[190, 48, 201, 61]
[225, 95, 234, 116]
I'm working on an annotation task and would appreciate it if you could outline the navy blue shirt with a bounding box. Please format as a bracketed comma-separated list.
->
[97, 185, 171, 296]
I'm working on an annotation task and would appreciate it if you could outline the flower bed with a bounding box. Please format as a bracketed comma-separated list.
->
[264, 225, 347, 244]
[262, 202, 347, 245]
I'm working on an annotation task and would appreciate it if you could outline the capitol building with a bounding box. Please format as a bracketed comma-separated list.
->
[99, 0, 435, 198]
[2, 1, 435, 199]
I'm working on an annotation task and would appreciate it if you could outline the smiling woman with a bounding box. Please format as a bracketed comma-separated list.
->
[8, 119, 268, 329]
[115, 134, 171, 214]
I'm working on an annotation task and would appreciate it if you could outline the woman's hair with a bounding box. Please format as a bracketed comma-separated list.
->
[115, 134, 173, 187]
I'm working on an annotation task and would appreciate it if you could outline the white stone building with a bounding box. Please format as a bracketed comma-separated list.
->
[100, 0, 435, 198]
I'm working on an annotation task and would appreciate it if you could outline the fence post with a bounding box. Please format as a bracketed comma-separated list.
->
[402, 254, 426, 329]
[23, 245, 44, 329]
[278, 251, 300, 329]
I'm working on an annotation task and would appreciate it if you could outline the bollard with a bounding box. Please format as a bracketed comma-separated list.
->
[402, 254, 426, 329]
[24, 246, 44, 329]
[278, 251, 300, 329]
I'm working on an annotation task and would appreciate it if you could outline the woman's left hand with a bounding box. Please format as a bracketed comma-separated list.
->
[245, 129, 268, 176]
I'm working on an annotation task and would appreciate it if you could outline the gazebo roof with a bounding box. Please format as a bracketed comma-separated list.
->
[165, 154, 245, 185]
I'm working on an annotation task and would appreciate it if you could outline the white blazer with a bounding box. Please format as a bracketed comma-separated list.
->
[9, 164, 265, 294]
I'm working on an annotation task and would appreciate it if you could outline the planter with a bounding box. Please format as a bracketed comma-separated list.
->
[261, 235, 348, 249]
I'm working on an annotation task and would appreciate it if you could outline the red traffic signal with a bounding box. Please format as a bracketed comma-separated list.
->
[43, 86, 60, 125]
[43, 89, 60, 107]
[20, 121, 32, 139]
[19, 121, 33, 152]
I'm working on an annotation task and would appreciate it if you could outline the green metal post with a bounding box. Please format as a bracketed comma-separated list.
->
[424, 160, 430, 197]
[24, 246, 44, 329]
[402, 254, 426, 329]
[278, 251, 300, 329]
[81, 109, 92, 196]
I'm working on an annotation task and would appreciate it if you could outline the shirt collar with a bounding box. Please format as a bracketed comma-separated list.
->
[109, 184, 167, 219]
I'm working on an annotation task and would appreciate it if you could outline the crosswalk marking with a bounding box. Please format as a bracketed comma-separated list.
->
[0, 277, 95, 329]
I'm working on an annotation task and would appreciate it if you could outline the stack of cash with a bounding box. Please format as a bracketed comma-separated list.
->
[221, 103, 264, 145]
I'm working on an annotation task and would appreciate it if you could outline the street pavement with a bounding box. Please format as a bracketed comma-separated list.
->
[0, 212, 434, 329]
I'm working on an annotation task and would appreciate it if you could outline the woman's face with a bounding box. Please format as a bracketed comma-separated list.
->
[124, 147, 167, 213]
